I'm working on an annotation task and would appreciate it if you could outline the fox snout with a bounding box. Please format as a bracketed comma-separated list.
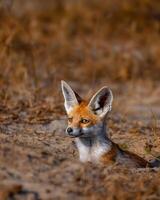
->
[66, 127, 83, 137]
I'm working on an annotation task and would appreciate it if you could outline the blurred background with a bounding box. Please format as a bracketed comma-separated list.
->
[0, 1, 160, 199]
[0, 0, 160, 118]
[0, 1, 160, 87]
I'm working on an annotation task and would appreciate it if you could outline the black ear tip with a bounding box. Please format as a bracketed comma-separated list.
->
[101, 86, 111, 92]
[99, 87, 113, 97]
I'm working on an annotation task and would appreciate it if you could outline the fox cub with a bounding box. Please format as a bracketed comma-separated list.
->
[61, 81, 159, 168]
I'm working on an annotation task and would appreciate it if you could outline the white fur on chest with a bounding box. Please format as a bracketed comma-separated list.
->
[75, 138, 111, 163]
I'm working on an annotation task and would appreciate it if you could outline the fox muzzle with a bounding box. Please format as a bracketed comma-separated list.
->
[66, 127, 83, 137]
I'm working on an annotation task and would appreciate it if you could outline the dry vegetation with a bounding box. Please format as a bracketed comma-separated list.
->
[0, 0, 160, 199]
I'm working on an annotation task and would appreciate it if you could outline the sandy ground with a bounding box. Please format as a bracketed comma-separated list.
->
[0, 81, 160, 200]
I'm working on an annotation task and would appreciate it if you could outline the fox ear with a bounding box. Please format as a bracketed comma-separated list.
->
[61, 80, 82, 114]
[88, 87, 113, 118]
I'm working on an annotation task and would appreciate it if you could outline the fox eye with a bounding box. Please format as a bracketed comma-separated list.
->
[68, 117, 73, 123]
[80, 118, 90, 124]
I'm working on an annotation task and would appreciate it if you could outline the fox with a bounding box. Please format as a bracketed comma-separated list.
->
[61, 80, 160, 168]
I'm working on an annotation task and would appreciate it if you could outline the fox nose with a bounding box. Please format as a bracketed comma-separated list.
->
[67, 127, 73, 134]
[66, 127, 83, 137]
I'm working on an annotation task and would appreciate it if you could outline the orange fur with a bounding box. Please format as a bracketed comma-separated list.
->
[100, 143, 117, 165]
[100, 143, 149, 167]
[68, 102, 100, 128]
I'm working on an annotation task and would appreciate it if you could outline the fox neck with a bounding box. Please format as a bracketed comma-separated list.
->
[75, 122, 113, 163]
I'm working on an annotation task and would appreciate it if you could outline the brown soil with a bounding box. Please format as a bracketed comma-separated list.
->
[0, 1, 160, 199]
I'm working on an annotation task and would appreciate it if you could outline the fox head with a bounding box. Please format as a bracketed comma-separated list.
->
[61, 81, 113, 138]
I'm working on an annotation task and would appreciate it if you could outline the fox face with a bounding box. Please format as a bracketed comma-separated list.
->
[61, 81, 113, 138]
[66, 102, 100, 137]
